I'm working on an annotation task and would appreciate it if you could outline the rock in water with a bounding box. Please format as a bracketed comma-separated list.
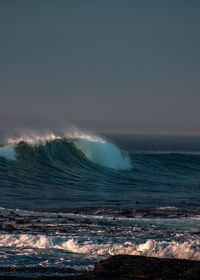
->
[88, 255, 200, 280]
[0, 255, 200, 279]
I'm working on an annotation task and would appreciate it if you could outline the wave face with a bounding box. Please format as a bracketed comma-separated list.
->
[0, 132, 131, 170]
[74, 138, 131, 170]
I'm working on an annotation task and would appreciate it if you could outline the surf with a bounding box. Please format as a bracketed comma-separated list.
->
[0, 130, 132, 171]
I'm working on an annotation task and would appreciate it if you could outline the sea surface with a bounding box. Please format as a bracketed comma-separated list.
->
[0, 129, 200, 277]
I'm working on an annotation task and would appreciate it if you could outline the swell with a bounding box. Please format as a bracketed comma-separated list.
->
[1, 132, 200, 212]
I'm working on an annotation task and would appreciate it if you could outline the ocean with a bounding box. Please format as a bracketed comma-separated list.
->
[0, 129, 200, 277]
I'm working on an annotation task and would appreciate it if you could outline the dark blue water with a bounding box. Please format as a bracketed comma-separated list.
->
[0, 133, 200, 210]
[0, 131, 200, 277]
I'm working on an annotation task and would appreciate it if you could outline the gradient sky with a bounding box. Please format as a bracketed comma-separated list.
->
[0, 0, 200, 133]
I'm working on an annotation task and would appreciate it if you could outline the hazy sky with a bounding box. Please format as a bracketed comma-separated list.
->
[0, 0, 200, 134]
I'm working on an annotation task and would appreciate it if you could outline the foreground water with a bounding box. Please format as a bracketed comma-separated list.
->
[0, 130, 200, 277]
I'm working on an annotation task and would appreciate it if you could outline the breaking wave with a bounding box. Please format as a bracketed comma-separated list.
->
[0, 234, 199, 261]
[0, 131, 132, 170]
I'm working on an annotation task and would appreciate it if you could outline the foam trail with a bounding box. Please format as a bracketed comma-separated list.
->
[0, 146, 16, 160]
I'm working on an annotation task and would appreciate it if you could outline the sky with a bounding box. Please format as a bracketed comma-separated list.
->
[0, 0, 200, 134]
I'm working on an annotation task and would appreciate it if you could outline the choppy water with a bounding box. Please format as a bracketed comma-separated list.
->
[0, 130, 200, 277]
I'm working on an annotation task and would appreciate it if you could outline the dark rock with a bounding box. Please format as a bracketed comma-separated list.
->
[30, 224, 41, 229]
[8, 217, 16, 221]
[9, 210, 19, 217]
[41, 227, 47, 233]
[0, 255, 199, 279]
[126, 214, 134, 218]
[143, 211, 168, 218]
[119, 210, 132, 216]
[88, 255, 200, 280]
[68, 217, 75, 222]
[16, 219, 30, 224]
[81, 218, 92, 224]
[136, 201, 140, 204]
[192, 231, 200, 235]
[143, 213, 150, 218]
[5, 224, 16, 232]
[98, 220, 111, 226]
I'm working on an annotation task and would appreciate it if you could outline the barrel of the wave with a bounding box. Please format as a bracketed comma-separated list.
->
[73, 137, 132, 170]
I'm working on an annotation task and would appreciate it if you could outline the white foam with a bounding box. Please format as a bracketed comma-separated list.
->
[58, 239, 200, 260]
[66, 131, 104, 143]
[7, 133, 62, 146]
[0, 234, 200, 261]
[0, 146, 16, 160]
[0, 234, 53, 249]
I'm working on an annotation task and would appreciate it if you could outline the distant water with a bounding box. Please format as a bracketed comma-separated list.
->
[0, 130, 200, 277]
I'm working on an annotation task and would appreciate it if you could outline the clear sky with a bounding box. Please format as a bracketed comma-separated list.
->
[0, 0, 200, 134]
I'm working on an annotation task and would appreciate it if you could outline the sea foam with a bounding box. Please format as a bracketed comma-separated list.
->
[0, 234, 199, 261]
